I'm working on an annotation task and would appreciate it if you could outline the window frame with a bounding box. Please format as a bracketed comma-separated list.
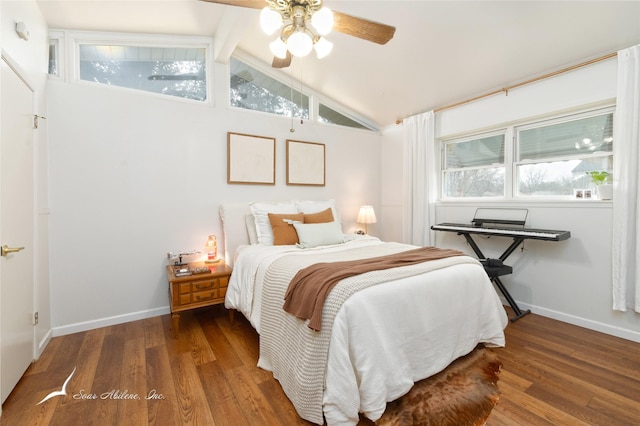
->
[58, 30, 214, 104]
[229, 52, 378, 132]
[439, 105, 615, 202]
[441, 129, 508, 200]
[48, 30, 65, 79]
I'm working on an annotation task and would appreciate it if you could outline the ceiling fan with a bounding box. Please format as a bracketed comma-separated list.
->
[200, 0, 396, 68]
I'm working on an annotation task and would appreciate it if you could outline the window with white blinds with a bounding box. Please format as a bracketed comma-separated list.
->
[440, 106, 614, 200]
[515, 109, 613, 197]
[442, 133, 506, 198]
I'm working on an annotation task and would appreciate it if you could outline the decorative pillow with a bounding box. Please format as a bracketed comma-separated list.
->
[268, 213, 304, 245]
[250, 201, 298, 245]
[295, 199, 341, 223]
[303, 208, 334, 224]
[245, 214, 258, 244]
[293, 221, 345, 248]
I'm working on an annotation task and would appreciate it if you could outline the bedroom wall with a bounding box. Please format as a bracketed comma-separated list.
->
[1, 1, 51, 355]
[47, 59, 382, 335]
[381, 56, 640, 342]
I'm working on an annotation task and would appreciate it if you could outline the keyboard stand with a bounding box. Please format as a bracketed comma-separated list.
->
[460, 233, 531, 322]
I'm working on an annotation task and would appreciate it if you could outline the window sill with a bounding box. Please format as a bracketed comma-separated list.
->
[435, 198, 612, 209]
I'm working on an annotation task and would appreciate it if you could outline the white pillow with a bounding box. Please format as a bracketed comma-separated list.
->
[295, 199, 341, 223]
[293, 221, 345, 248]
[250, 201, 298, 245]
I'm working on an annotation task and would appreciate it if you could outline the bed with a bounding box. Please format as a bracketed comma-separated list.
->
[220, 201, 508, 425]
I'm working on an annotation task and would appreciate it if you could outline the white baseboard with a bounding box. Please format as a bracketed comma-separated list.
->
[37, 329, 53, 358]
[52, 306, 171, 337]
[49, 301, 640, 343]
[515, 301, 640, 343]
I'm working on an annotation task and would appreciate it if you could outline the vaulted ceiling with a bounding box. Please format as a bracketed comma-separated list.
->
[37, 1, 640, 128]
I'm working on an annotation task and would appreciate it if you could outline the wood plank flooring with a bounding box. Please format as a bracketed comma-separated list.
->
[2, 305, 639, 425]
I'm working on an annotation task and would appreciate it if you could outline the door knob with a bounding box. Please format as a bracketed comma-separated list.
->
[1, 245, 25, 257]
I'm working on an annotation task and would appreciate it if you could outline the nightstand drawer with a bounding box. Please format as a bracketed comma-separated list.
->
[178, 282, 191, 295]
[193, 279, 215, 291]
[192, 289, 217, 303]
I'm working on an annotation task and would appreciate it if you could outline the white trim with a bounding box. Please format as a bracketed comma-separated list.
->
[37, 329, 53, 358]
[53, 29, 214, 105]
[51, 306, 170, 337]
[516, 301, 640, 343]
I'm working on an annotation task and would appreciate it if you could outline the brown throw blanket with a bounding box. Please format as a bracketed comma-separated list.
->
[283, 246, 465, 331]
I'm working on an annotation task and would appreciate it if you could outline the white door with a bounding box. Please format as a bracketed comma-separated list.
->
[1, 57, 35, 404]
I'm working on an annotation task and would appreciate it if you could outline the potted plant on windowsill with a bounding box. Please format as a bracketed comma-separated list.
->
[586, 171, 612, 200]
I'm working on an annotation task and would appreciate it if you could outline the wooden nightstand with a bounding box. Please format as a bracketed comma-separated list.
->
[167, 261, 233, 335]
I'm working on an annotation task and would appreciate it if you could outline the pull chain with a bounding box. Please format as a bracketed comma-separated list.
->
[290, 63, 295, 133]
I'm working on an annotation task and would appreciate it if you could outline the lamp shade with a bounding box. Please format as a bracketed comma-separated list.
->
[311, 7, 334, 35]
[314, 37, 333, 59]
[205, 235, 218, 263]
[357, 205, 377, 224]
[269, 37, 288, 59]
[286, 31, 313, 57]
[260, 7, 283, 35]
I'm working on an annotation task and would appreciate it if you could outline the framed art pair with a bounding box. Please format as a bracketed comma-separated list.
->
[227, 132, 325, 186]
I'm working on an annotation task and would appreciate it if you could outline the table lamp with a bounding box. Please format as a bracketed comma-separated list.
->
[205, 235, 219, 263]
[357, 205, 377, 235]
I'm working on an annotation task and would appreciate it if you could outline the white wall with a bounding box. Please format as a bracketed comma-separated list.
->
[1, 1, 51, 356]
[381, 57, 640, 342]
[47, 59, 382, 334]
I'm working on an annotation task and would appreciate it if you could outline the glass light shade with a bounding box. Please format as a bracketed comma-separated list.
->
[286, 31, 313, 57]
[205, 235, 217, 262]
[260, 7, 283, 35]
[269, 37, 288, 59]
[311, 7, 334, 35]
[314, 37, 333, 59]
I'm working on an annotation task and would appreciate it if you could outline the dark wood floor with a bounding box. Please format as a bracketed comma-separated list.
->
[2, 305, 640, 425]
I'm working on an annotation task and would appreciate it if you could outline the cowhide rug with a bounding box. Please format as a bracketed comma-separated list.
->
[373, 347, 502, 426]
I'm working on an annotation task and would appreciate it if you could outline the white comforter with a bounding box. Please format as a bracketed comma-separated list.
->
[225, 237, 508, 425]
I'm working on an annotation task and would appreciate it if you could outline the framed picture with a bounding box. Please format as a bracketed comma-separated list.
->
[227, 132, 276, 185]
[286, 140, 326, 186]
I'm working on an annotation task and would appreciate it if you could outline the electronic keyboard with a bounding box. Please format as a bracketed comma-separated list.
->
[431, 223, 571, 241]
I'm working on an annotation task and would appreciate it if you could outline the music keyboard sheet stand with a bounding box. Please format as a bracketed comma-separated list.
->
[431, 208, 571, 322]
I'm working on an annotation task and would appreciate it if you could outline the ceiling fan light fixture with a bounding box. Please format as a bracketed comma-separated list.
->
[286, 31, 313, 57]
[314, 36, 333, 59]
[311, 7, 334, 35]
[269, 37, 288, 59]
[260, 7, 283, 35]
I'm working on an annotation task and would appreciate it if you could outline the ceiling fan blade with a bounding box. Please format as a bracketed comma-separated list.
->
[272, 52, 292, 69]
[332, 11, 396, 45]
[198, 0, 266, 9]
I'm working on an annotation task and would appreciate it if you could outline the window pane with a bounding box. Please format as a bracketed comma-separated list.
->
[79, 45, 207, 101]
[443, 168, 504, 198]
[445, 134, 504, 168]
[319, 104, 369, 130]
[517, 156, 612, 196]
[48, 39, 58, 75]
[518, 113, 613, 160]
[230, 58, 309, 119]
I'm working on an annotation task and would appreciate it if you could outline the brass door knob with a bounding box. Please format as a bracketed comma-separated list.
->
[1, 245, 25, 257]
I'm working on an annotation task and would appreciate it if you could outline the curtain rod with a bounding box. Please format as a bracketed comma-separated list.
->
[395, 51, 618, 125]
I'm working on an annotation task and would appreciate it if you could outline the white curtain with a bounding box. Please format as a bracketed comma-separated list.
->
[402, 111, 437, 246]
[612, 44, 640, 312]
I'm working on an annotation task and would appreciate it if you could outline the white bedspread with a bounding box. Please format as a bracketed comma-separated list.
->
[224, 237, 508, 425]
